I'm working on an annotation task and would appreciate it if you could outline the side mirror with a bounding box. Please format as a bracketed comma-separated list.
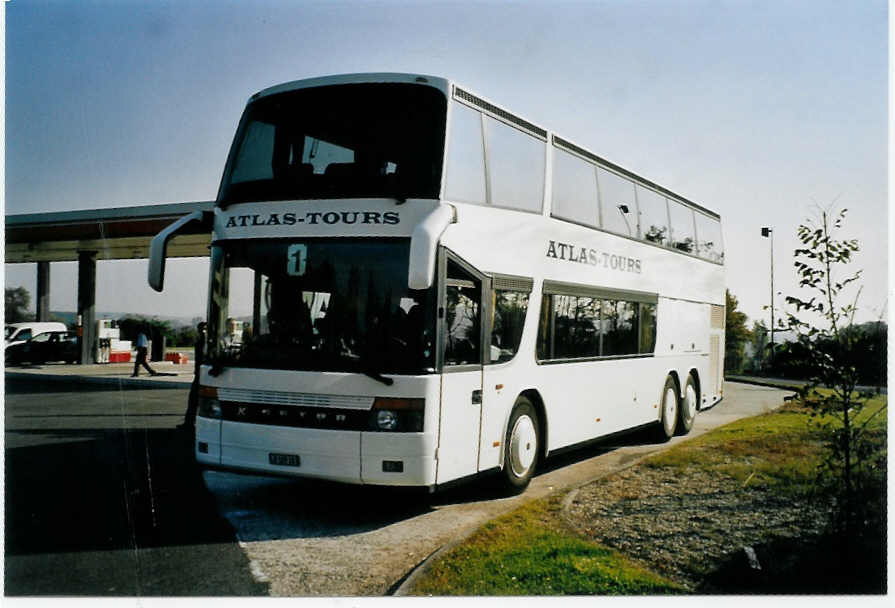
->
[148, 210, 210, 292]
[408, 205, 455, 290]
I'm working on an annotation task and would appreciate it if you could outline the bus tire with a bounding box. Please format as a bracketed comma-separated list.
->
[654, 375, 679, 442]
[502, 396, 540, 493]
[677, 374, 698, 435]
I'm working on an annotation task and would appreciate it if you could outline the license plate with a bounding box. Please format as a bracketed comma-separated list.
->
[269, 453, 301, 467]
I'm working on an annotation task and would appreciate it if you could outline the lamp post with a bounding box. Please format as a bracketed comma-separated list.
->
[761, 227, 774, 369]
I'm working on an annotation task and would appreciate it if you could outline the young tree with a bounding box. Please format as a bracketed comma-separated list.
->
[782, 207, 885, 538]
[724, 290, 750, 374]
[749, 320, 769, 372]
[5, 287, 33, 323]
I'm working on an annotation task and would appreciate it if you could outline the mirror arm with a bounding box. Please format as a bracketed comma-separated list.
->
[147, 210, 211, 292]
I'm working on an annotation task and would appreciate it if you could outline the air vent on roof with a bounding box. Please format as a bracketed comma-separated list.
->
[454, 87, 547, 140]
[553, 135, 605, 166]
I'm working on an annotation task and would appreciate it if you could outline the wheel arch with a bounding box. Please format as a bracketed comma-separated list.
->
[517, 388, 548, 463]
[664, 368, 682, 397]
[687, 368, 702, 409]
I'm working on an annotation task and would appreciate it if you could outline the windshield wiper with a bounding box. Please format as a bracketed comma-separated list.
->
[362, 368, 394, 386]
[384, 174, 407, 205]
[358, 344, 394, 386]
[207, 344, 242, 377]
[207, 355, 225, 377]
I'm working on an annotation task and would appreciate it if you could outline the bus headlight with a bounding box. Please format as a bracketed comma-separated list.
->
[376, 410, 399, 431]
[370, 397, 424, 432]
[197, 386, 222, 419]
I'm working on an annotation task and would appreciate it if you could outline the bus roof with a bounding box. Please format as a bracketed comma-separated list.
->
[248, 73, 719, 220]
[250, 73, 451, 102]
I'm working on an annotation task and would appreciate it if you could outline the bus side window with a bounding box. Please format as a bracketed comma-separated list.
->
[639, 302, 658, 354]
[489, 289, 530, 363]
[602, 300, 639, 356]
[444, 262, 481, 366]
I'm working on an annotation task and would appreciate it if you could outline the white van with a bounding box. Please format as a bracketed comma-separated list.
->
[5, 322, 68, 347]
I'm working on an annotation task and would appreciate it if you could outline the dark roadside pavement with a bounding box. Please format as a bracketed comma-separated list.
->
[4, 377, 269, 596]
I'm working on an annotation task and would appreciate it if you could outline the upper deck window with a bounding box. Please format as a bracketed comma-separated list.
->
[444, 101, 487, 204]
[669, 200, 697, 253]
[597, 167, 637, 238]
[550, 136, 721, 264]
[484, 116, 545, 213]
[445, 96, 545, 214]
[695, 211, 724, 262]
[552, 147, 598, 227]
[635, 185, 669, 246]
[219, 83, 447, 205]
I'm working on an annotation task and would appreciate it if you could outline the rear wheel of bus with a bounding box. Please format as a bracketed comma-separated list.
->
[655, 375, 679, 441]
[676, 373, 698, 435]
[502, 396, 540, 493]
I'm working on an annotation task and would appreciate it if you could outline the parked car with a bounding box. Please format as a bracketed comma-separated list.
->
[5, 331, 79, 365]
[5, 322, 68, 347]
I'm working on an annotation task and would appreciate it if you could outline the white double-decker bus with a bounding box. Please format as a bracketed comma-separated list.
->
[149, 73, 725, 492]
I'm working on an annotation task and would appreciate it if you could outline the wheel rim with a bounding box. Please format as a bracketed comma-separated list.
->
[663, 387, 677, 434]
[683, 384, 697, 424]
[509, 414, 537, 478]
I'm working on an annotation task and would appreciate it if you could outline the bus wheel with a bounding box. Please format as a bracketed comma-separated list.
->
[655, 376, 679, 442]
[677, 374, 698, 435]
[502, 396, 540, 492]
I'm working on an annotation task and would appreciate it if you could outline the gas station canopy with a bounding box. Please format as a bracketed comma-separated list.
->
[5, 201, 215, 263]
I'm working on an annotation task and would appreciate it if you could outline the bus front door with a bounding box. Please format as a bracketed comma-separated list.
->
[435, 257, 485, 484]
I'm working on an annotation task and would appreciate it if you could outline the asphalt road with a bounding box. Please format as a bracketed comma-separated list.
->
[4, 377, 793, 596]
[4, 379, 267, 596]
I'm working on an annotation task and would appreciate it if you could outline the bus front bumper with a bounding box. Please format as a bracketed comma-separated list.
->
[195, 417, 437, 486]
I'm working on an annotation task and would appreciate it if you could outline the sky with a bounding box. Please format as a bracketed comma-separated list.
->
[3, 0, 888, 328]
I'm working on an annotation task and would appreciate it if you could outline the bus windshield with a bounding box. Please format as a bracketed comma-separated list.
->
[207, 238, 437, 375]
[218, 83, 447, 205]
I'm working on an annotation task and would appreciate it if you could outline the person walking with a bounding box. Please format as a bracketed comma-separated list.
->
[132, 327, 158, 377]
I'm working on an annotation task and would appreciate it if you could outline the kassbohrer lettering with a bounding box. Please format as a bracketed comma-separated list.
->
[225, 210, 400, 228]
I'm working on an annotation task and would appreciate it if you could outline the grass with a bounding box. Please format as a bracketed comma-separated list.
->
[648, 393, 887, 492]
[408, 394, 887, 596]
[410, 495, 682, 595]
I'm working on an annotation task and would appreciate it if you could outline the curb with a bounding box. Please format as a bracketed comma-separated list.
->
[393, 449, 676, 597]
[724, 377, 803, 392]
[727, 377, 886, 395]
[390, 545, 450, 596]
[5, 371, 192, 389]
[392, 532, 480, 596]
